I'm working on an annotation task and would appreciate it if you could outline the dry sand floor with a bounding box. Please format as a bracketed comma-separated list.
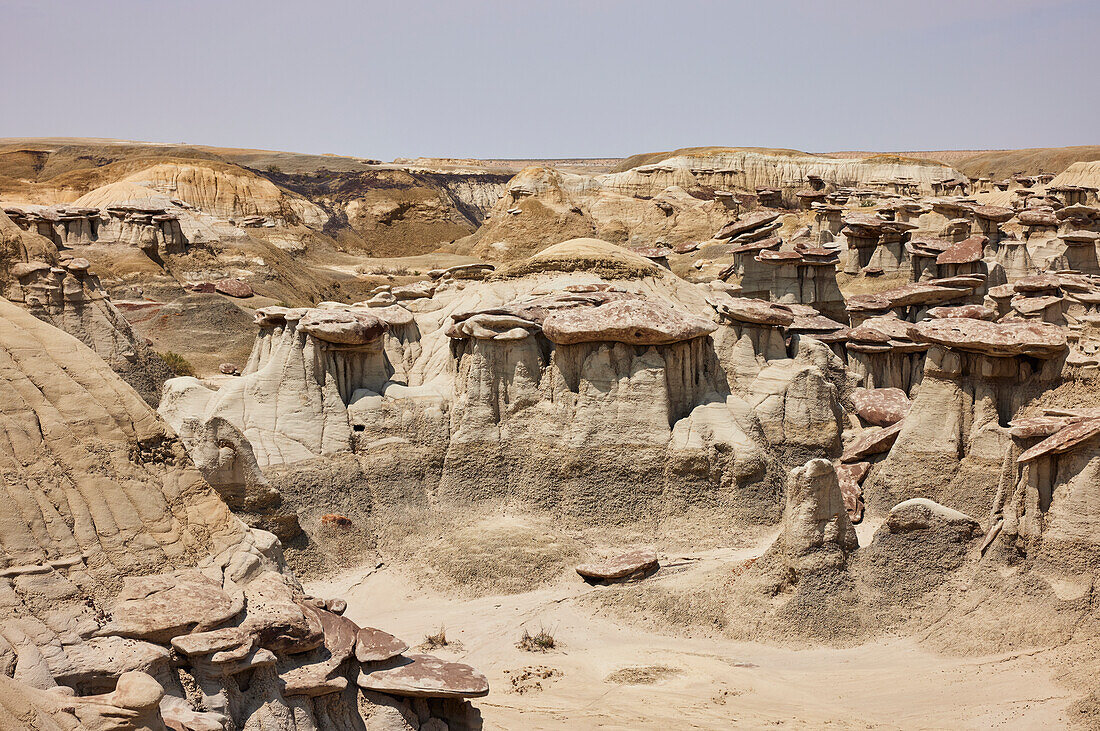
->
[307, 541, 1072, 730]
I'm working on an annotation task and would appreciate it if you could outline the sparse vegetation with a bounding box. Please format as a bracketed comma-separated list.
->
[516, 626, 557, 652]
[359, 265, 413, 277]
[264, 163, 282, 174]
[158, 351, 195, 377]
[422, 625, 449, 649]
[604, 664, 682, 685]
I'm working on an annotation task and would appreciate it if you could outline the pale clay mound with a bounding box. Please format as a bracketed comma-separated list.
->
[2, 140, 1100, 728]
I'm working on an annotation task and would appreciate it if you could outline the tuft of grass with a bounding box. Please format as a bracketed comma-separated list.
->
[516, 626, 556, 652]
[158, 351, 194, 377]
[422, 626, 448, 649]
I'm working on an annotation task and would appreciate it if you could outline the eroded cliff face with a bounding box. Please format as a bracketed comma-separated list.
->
[0, 298, 485, 731]
[266, 167, 512, 256]
[0, 210, 175, 405]
[161, 240, 845, 530]
[72, 162, 329, 228]
[457, 149, 966, 262]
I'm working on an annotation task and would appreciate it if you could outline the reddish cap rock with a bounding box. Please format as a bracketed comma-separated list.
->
[841, 421, 904, 463]
[850, 387, 911, 427]
[1017, 417, 1100, 463]
[355, 627, 409, 663]
[834, 461, 869, 523]
[927, 305, 996, 321]
[542, 299, 716, 346]
[712, 296, 795, 326]
[215, 279, 254, 298]
[908, 319, 1067, 359]
[936, 235, 987, 265]
[357, 654, 489, 698]
[715, 211, 781, 240]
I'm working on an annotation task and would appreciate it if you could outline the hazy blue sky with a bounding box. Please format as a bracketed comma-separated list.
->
[2, 0, 1097, 160]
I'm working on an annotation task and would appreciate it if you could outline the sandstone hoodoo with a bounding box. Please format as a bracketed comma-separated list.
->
[4, 26, 1100, 723]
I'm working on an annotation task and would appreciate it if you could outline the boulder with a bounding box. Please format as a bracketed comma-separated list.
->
[576, 550, 659, 581]
[850, 387, 911, 426]
[215, 279, 254, 298]
[885, 498, 979, 534]
[841, 421, 904, 462]
[356, 627, 410, 663]
[357, 654, 490, 699]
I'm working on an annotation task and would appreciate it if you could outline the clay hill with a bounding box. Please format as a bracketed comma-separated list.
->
[2, 137, 1100, 729]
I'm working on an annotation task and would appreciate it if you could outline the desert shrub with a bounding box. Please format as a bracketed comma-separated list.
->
[516, 626, 556, 652]
[158, 351, 194, 377]
[422, 626, 448, 649]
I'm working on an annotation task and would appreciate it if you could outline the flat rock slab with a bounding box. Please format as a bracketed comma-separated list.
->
[971, 205, 1014, 223]
[171, 627, 252, 657]
[711, 296, 795, 326]
[355, 627, 409, 663]
[927, 305, 996, 321]
[909, 319, 1067, 359]
[215, 279, 254, 298]
[542, 299, 716, 346]
[1019, 210, 1058, 227]
[936, 235, 987, 265]
[1017, 417, 1100, 463]
[841, 421, 903, 463]
[101, 570, 241, 643]
[357, 654, 489, 698]
[878, 282, 971, 307]
[1008, 415, 1083, 439]
[850, 388, 911, 427]
[715, 211, 780, 239]
[576, 550, 659, 580]
[849, 317, 919, 347]
[834, 461, 869, 523]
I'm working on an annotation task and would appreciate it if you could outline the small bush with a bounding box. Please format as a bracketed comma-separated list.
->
[423, 626, 448, 649]
[516, 626, 556, 652]
[360, 265, 413, 277]
[264, 163, 282, 174]
[159, 351, 194, 377]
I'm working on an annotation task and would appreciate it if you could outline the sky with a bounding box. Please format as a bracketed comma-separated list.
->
[1, 0, 1098, 160]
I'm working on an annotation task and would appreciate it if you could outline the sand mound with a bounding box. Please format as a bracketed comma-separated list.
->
[494, 237, 663, 279]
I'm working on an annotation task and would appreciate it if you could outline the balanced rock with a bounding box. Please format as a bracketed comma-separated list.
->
[298, 310, 387, 344]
